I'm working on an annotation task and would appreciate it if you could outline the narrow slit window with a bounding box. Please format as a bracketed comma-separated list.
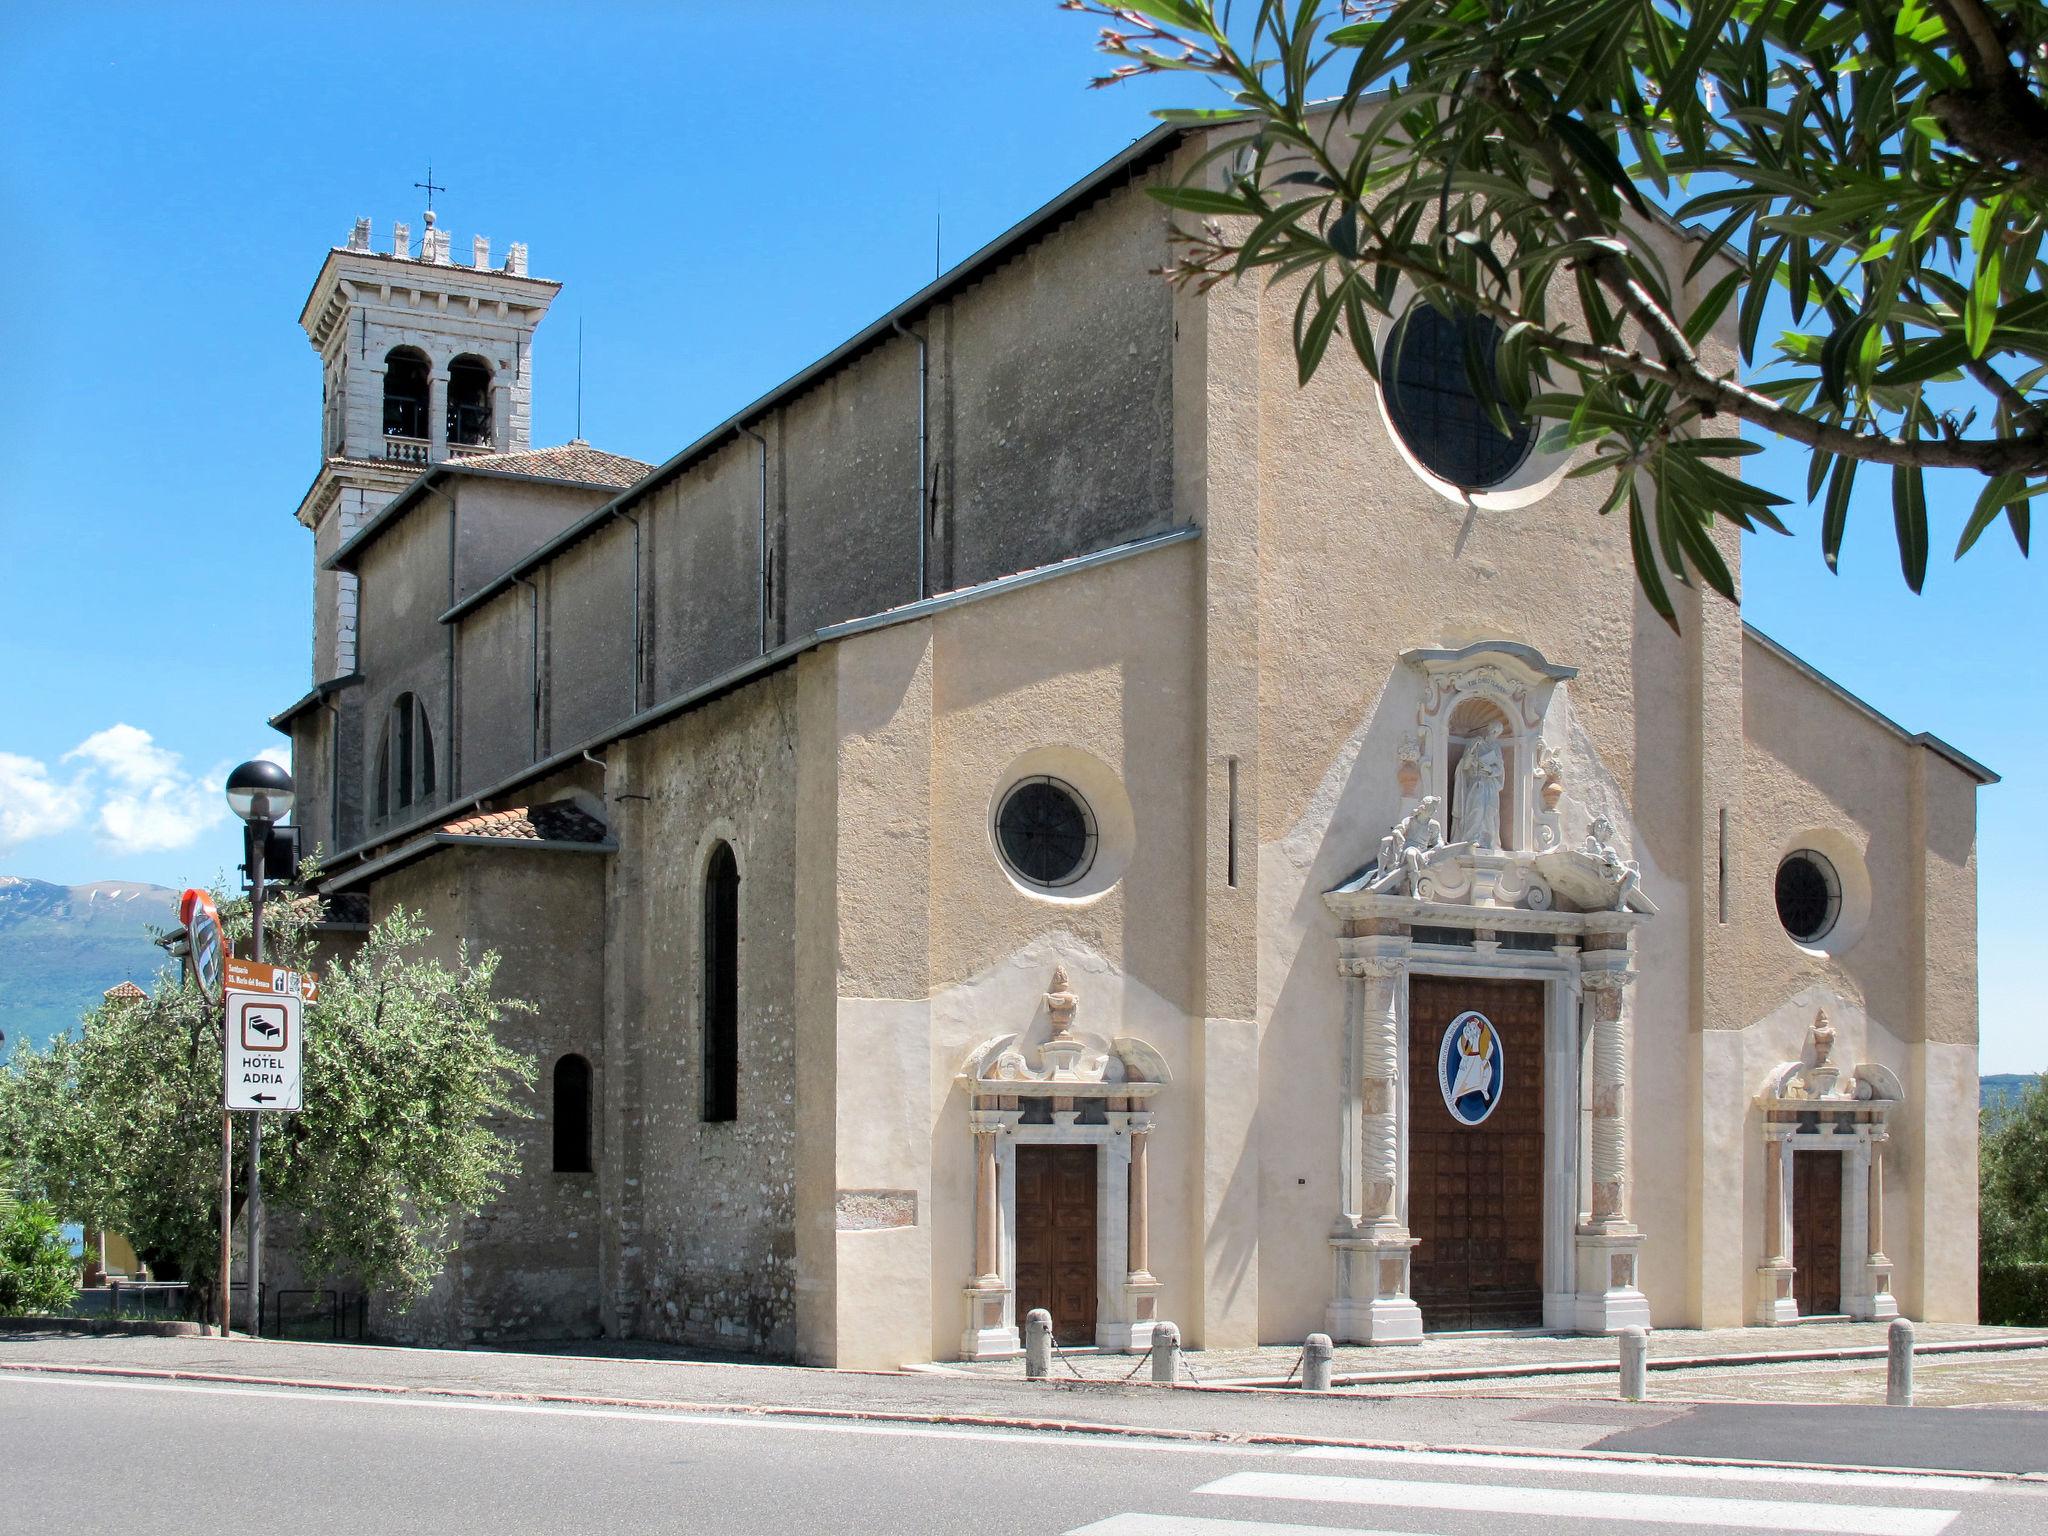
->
[552, 1054, 592, 1173]
[701, 843, 740, 1123]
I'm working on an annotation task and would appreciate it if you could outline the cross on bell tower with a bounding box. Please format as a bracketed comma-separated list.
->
[414, 164, 446, 215]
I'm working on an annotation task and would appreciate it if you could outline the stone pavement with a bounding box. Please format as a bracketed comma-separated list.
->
[946, 1321, 2048, 1392]
[2, 1327, 2043, 1472]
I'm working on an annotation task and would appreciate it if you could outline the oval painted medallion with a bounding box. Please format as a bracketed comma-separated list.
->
[1437, 1009, 1504, 1126]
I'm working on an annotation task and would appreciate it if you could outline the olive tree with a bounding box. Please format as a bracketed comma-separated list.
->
[0, 888, 532, 1316]
[1065, 0, 2047, 619]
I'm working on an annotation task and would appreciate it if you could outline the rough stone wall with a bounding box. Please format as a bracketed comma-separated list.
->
[456, 591, 536, 796]
[452, 478, 614, 603]
[354, 500, 455, 834]
[943, 175, 1177, 587]
[614, 667, 801, 1355]
[359, 844, 607, 1344]
[646, 439, 764, 698]
[543, 520, 637, 749]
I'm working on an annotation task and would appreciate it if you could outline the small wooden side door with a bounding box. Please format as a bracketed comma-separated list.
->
[1014, 1145, 1098, 1344]
[1793, 1150, 1843, 1315]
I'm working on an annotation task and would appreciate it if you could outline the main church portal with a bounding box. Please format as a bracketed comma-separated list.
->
[1407, 976, 1547, 1330]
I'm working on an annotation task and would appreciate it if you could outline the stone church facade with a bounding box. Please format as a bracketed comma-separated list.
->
[270, 124, 1991, 1365]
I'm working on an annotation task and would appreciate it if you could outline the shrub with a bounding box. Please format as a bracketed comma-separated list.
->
[0, 1199, 77, 1315]
[1980, 1264, 2048, 1328]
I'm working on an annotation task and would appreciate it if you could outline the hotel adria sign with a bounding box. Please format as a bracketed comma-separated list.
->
[1438, 1010, 1504, 1126]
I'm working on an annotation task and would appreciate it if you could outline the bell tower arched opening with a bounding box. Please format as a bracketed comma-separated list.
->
[447, 354, 494, 449]
[382, 347, 431, 445]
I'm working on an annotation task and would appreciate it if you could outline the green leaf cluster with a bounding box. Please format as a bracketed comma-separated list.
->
[0, 882, 534, 1313]
[1076, 0, 2048, 619]
[0, 1198, 77, 1316]
[1982, 1072, 2048, 1268]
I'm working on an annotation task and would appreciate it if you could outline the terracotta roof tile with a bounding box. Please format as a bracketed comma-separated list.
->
[102, 980, 148, 1001]
[440, 802, 610, 844]
[447, 442, 651, 488]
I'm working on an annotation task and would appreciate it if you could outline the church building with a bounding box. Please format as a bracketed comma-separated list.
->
[269, 123, 1991, 1365]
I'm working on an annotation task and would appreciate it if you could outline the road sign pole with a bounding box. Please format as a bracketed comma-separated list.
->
[246, 822, 267, 1340]
[218, 1108, 232, 1336]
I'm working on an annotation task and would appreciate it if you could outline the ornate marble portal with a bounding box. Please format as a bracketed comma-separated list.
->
[955, 968, 1170, 1357]
[1753, 1012, 1903, 1324]
[1325, 639, 1655, 1341]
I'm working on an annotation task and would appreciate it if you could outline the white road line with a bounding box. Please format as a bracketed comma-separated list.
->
[1071, 1518, 1422, 1536]
[1197, 1471, 1958, 1534]
[0, 1372, 1271, 1456]
[1289, 1445, 1989, 1493]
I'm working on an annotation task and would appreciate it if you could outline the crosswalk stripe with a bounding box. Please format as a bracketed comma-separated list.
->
[1069, 1518, 1421, 1536]
[1196, 1470, 1958, 1534]
[1288, 1446, 1989, 1494]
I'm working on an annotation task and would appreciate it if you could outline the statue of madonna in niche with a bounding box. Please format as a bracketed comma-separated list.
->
[1451, 721, 1506, 849]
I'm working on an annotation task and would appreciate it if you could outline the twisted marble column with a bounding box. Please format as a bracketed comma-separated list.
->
[1353, 955, 1407, 1229]
[1582, 964, 1636, 1232]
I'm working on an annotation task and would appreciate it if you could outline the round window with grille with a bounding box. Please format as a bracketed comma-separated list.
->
[1775, 850, 1842, 945]
[1381, 303, 1535, 490]
[994, 776, 1097, 890]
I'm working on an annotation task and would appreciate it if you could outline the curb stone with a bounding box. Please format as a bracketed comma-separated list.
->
[0, 1357, 2021, 1485]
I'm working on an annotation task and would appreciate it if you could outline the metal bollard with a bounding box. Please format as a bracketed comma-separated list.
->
[1151, 1320, 1182, 1385]
[1303, 1332, 1334, 1392]
[1887, 1318, 1915, 1406]
[1024, 1309, 1053, 1380]
[1618, 1325, 1649, 1401]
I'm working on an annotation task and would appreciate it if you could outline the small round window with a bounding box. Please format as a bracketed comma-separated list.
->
[1381, 303, 1535, 489]
[1775, 850, 1842, 945]
[995, 776, 1097, 889]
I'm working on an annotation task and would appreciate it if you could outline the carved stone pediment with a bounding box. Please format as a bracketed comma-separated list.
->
[1335, 841, 1655, 916]
[1757, 1011, 1904, 1109]
[956, 966, 1170, 1099]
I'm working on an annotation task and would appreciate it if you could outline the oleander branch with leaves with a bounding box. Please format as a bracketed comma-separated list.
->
[1064, 0, 2048, 621]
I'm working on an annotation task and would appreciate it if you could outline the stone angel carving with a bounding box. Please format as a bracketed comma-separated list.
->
[1367, 795, 1446, 894]
[1583, 815, 1643, 911]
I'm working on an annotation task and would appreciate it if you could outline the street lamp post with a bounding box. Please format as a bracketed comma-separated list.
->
[225, 759, 293, 1338]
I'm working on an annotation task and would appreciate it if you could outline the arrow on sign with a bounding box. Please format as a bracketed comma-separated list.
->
[251, 1094, 277, 1104]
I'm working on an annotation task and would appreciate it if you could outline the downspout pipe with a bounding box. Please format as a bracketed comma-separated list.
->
[891, 317, 929, 600]
[740, 424, 769, 655]
[514, 573, 541, 763]
[619, 506, 643, 711]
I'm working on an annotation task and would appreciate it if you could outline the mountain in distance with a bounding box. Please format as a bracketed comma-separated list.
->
[0, 877, 180, 1056]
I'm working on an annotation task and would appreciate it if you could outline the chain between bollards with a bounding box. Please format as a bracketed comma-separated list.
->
[1618, 1325, 1649, 1401]
[1887, 1317, 1915, 1406]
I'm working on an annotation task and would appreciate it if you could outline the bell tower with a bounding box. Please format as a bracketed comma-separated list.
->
[294, 208, 561, 679]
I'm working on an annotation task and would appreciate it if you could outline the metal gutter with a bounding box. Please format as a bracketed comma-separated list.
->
[326, 524, 1199, 874]
[268, 674, 362, 734]
[324, 832, 618, 893]
[324, 462, 632, 574]
[1742, 623, 1998, 784]
[437, 121, 1189, 627]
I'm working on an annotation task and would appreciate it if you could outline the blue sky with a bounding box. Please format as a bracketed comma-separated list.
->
[0, 6, 2037, 1072]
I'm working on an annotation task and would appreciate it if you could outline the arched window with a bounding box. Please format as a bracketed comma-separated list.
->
[447, 354, 494, 447]
[701, 842, 740, 1123]
[382, 347, 430, 441]
[552, 1054, 593, 1173]
[374, 693, 436, 821]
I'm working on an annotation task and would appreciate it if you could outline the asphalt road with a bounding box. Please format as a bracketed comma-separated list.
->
[4, 1372, 2045, 1536]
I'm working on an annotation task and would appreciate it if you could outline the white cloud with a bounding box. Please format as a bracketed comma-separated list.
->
[65, 723, 182, 788]
[96, 773, 228, 854]
[0, 725, 282, 858]
[0, 752, 88, 850]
